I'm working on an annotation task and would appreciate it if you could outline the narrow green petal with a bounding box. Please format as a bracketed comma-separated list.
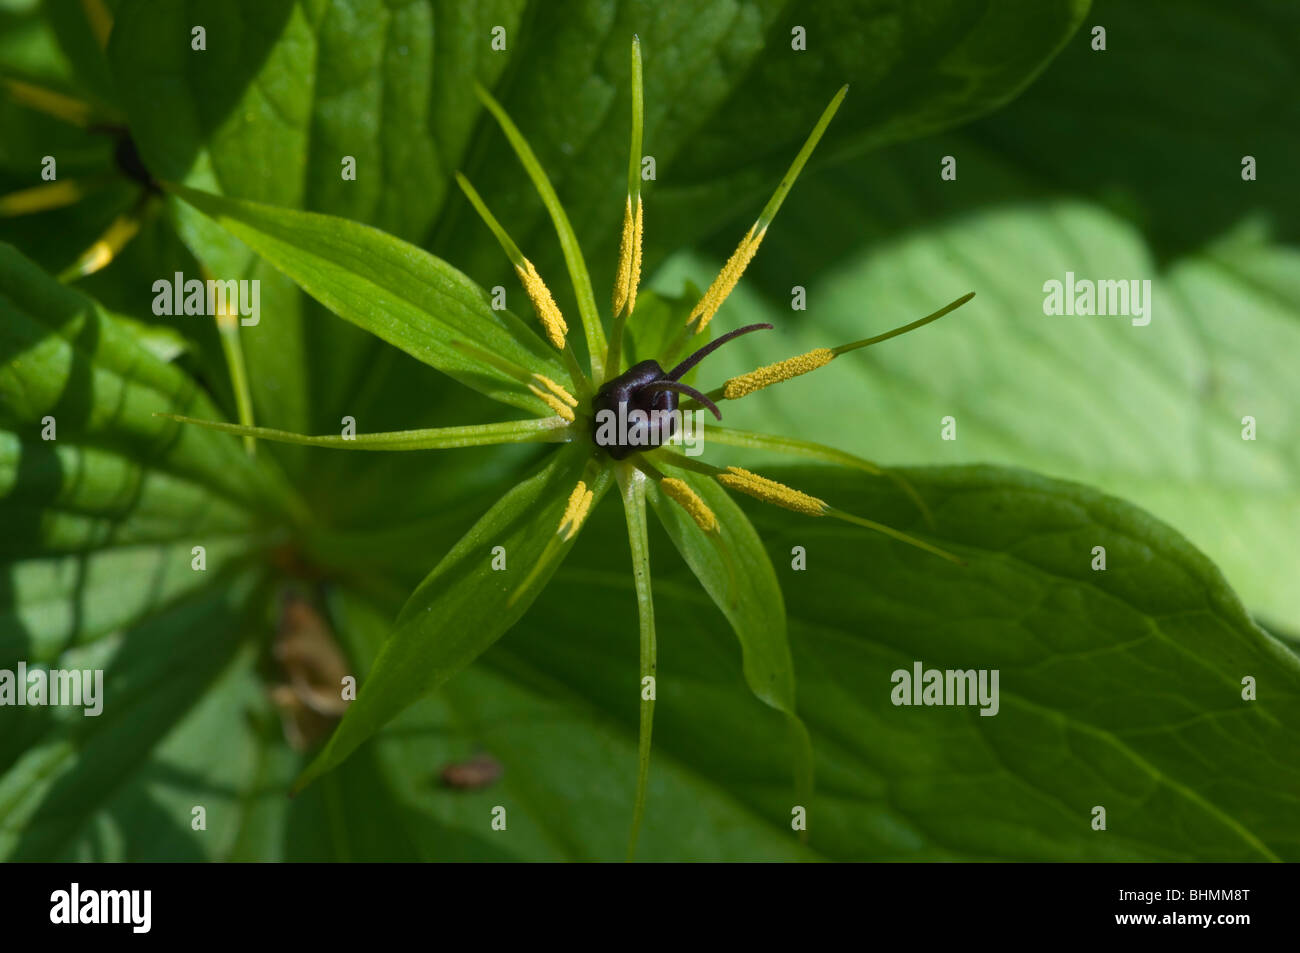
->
[645, 457, 815, 842]
[756, 84, 848, 230]
[454, 171, 526, 266]
[454, 173, 593, 397]
[155, 413, 572, 450]
[617, 462, 656, 861]
[476, 82, 608, 381]
[825, 506, 966, 565]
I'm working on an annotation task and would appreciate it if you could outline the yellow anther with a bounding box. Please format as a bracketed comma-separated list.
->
[716, 466, 827, 516]
[531, 374, 578, 408]
[81, 0, 113, 50]
[687, 224, 766, 332]
[0, 179, 90, 217]
[3, 77, 95, 126]
[558, 481, 595, 540]
[516, 258, 568, 350]
[528, 384, 576, 422]
[659, 477, 718, 533]
[722, 347, 834, 400]
[62, 213, 143, 280]
[612, 195, 644, 318]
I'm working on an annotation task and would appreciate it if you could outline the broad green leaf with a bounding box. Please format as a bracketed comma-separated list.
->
[0, 572, 263, 861]
[671, 189, 1300, 624]
[0, 243, 273, 504]
[106, 0, 529, 490]
[171, 185, 569, 417]
[646, 466, 791, 713]
[515, 464, 1300, 860]
[107, 0, 1088, 293]
[677, 0, 1300, 623]
[969, 0, 1300, 260]
[0, 244, 282, 660]
[296, 587, 812, 861]
[646, 464, 813, 808]
[293, 443, 605, 792]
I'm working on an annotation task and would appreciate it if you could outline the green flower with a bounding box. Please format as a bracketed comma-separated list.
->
[162, 38, 973, 857]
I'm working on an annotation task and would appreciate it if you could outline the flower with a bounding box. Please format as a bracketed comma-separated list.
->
[162, 37, 974, 858]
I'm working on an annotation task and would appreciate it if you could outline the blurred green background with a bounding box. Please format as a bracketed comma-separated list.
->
[1, 0, 1297, 861]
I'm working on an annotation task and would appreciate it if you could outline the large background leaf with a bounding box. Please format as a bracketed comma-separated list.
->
[502, 464, 1300, 860]
[260, 463, 1297, 861]
[656, 0, 1299, 624]
[11, 0, 1297, 863]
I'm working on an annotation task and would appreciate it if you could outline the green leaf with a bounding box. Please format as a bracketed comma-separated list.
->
[171, 184, 569, 417]
[519, 464, 1300, 860]
[969, 0, 1300, 260]
[0, 245, 281, 661]
[682, 0, 1299, 623]
[682, 185, 1300, 624]
[317, 587, 813, 861]
[293, 443, 606, 793]
[105, 0, 530, 484]
[0, 572, 263, 861]
[646, 464, 813, 809]
[0, 243, 272, 504]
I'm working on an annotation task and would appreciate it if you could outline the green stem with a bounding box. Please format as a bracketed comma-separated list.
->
[617, 462, 656, 861]
[216, 315, 258, 455]
[831, 292, 976, 356]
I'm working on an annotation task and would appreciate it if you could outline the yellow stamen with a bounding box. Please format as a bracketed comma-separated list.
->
[659, 477, 718, 533]
[516, 258, 568, 350]
[531, 373, 578, 408]
[0, 179, 96, 217]
[80, 0, 113, 49]
[527, 384, 576, 422]
[722, 347, 834, 400]
[716, 466, 827, 516]
[631, 198, 643, 312]
[3, 78, 95, 127]
[558, 481, 595, 540]
[60, 212, 142, 280]
[688, 224, 765, 332]
[214, 289, 238, 331]
[612, 195, 644, 318]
